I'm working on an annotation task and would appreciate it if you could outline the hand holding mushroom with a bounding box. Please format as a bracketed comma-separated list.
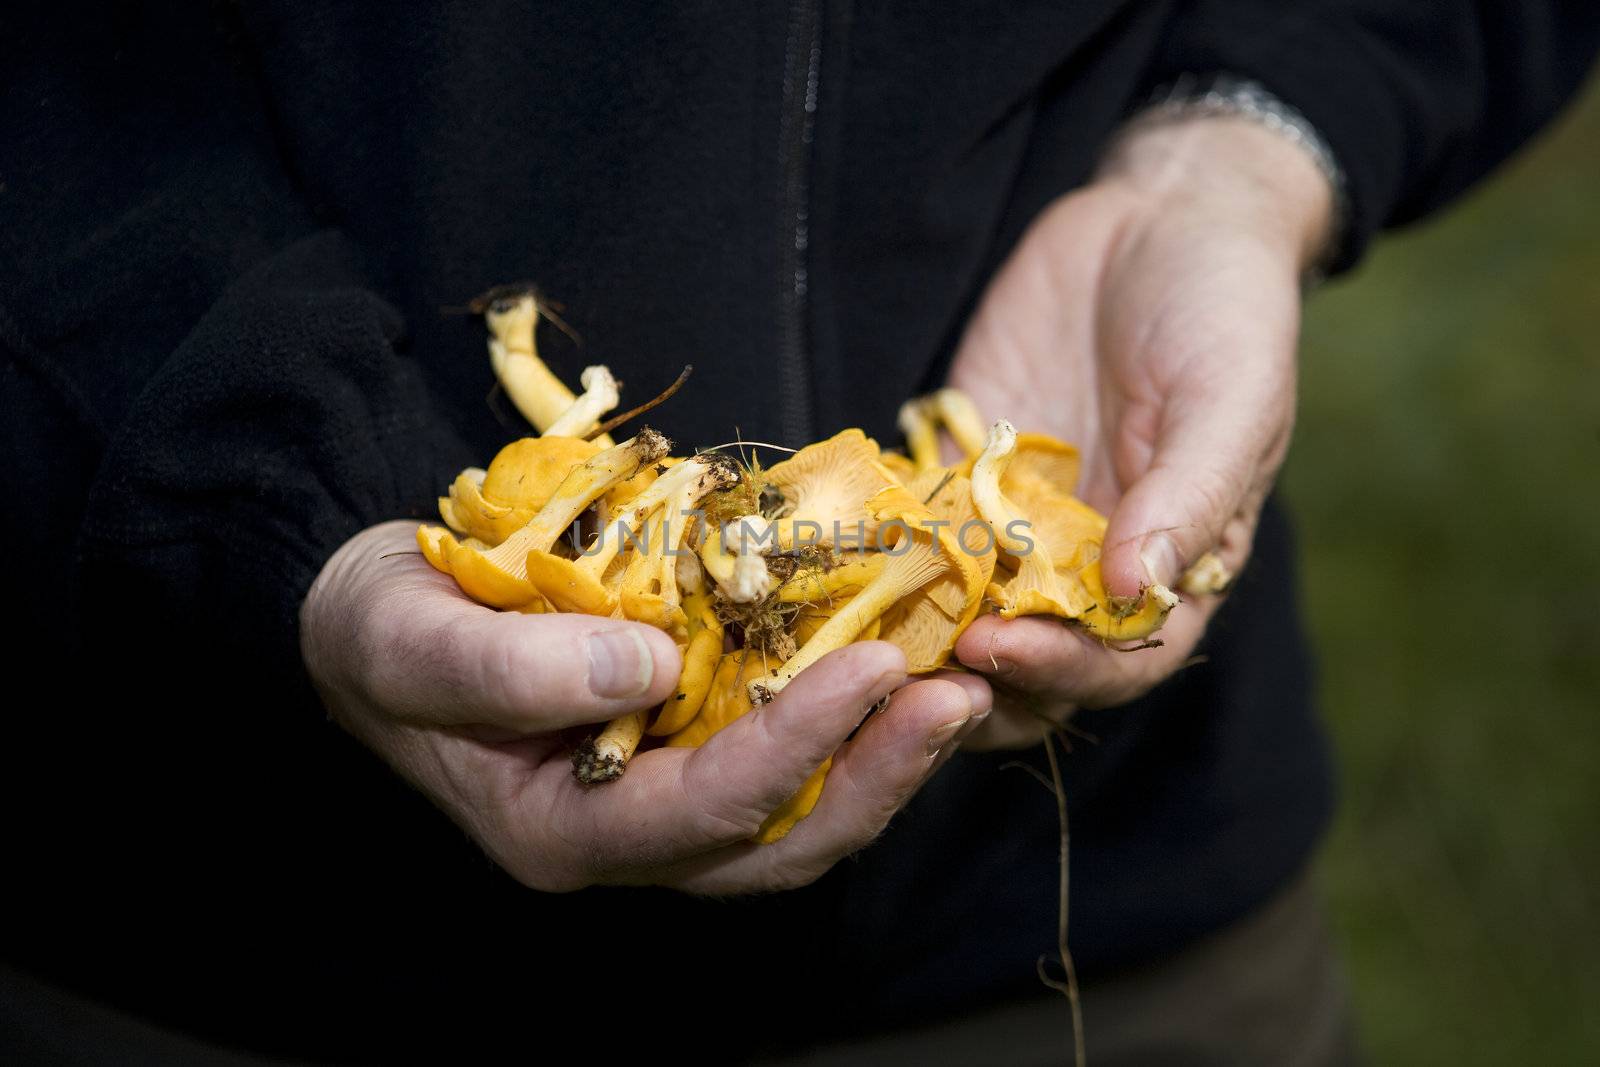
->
[945, 114, 1329, 747]
[399, 286, 1224, 845]
[301, 521, 980, 894]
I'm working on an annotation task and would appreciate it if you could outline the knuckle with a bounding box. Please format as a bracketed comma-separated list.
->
[823, 764, 906, 844]
[757, 860, 829, 893]
[506, 795, 601, 892]
[354, 602, 435, 711]
[472, 626, 537, 716]
[679, 759, 767, 844]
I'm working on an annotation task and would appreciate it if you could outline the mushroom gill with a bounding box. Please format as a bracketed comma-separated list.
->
[757, 429, 900, 552]
[875, 468, 996, 672]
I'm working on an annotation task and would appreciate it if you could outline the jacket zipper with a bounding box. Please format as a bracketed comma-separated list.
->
[776, 0, 822, 446]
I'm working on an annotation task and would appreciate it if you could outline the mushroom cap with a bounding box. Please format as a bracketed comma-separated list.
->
[878, 450, 917, 482]
[904, 469, 995, 615]
[762, 429, 900, 548]
[477, 427, 673, 579]
[481, 436, 605, 509]
[443, 469, 528, 546]
[1016, 486, 1107, 571]
[954, 430, 1080, 498]
[866, 483, 983, 596]
[416, 525, 547, 612]
[987, 569, 1095, 620]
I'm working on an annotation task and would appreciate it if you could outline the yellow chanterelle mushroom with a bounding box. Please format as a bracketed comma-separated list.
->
[971, 420, 1178, 641]
[418, 429, 670, 609]
[474, 286, 615, 447]
[875, 468, 995, 672]
[439, 436, 604, 546]
[755, 429, 900, 552]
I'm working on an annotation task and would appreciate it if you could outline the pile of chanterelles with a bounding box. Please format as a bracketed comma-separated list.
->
[419, 287, 1230, 842]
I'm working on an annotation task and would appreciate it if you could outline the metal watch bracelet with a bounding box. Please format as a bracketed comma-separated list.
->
[1124, 73, 1351, 282]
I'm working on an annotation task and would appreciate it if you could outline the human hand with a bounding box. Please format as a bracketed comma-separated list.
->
[300, 520, 989, 892]
[947, 116, 1334, 748]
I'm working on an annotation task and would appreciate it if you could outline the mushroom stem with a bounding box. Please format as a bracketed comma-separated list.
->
[772, 553, 885, 604]
[971, 421, 1030, 554]
[1076, 567, 1181, 642]
[747, 545, 947, 704]
[1178, 551, 1233, 596]
[571, 709, 649, 784]
[898, 399, 941, 473]
[481, 428, 670, 579]
[700, 516, 775, 603]
[648, 559, 722, 737]
[545, 365, 621, 439]
[580, 455, 738, 578]
[932, 388, 988, 457]
[972, 421, 1096, 619]
[483, 291, 615, 446]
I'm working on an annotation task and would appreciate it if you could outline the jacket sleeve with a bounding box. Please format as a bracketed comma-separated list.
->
[1145, 1, 1600, 269]
[1, 7, 474, 680]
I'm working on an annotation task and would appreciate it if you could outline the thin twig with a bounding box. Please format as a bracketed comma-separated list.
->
[585, 365, 693, 440]
[701, 439, 800, 455]
[1037, 727, 1087, 1067]
[999, 760, 1055, 794]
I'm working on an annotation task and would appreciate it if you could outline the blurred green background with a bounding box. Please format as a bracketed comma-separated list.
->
[1286, 77, 1600, 1063]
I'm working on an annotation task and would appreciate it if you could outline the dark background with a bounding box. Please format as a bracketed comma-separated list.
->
[1286, 71, 1600, 1064]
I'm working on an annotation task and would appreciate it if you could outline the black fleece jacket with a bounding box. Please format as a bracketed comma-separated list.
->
[3, 2, 1595, 1060]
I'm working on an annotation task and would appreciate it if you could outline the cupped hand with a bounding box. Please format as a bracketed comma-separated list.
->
[947, 116, 1333, 748]
[301, 520, 989, 893]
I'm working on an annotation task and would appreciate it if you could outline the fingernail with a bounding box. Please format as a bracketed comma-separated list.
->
[1139, 534, 1182, 588]
[926, 716, 970, 758]
[587, 630, 653, 698]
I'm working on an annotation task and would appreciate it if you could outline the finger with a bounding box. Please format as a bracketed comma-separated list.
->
[1099, 362, 1292, 600]
[924, 668, 994, 723]
[953, 609, 1208, 710]
[961, 687, 1061, 751]
[659, 677, 977, 894]
[363, 572, 681, 731]
[510, 642, 915, 885]
[953, 694, 1056, 751]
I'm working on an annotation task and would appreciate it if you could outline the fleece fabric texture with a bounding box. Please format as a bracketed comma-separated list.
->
[3, 2, 1595, 1060]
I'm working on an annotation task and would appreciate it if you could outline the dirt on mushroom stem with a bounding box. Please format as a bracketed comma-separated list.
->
[714, 588, 801, 662]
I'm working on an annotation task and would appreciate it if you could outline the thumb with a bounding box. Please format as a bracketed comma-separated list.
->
[1099, 392, 1288, 600]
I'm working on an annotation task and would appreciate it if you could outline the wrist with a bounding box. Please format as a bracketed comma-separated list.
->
[1097, 114, 1336, 274]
